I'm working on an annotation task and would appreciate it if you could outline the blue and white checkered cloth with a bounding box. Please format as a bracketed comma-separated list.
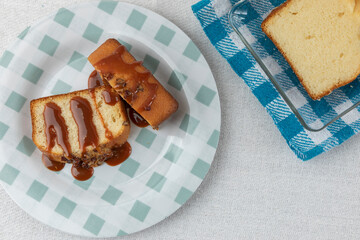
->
[192, 0, 360, 160]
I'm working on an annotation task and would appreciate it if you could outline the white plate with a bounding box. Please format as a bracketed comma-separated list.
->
[0, 1, 220, 237]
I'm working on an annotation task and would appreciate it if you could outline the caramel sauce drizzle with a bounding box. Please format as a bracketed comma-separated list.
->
[88, 70, 104, 88]
[42, 153, 65, 171]
[106, 142, 132, 166]
[71, 164, 94, 181]
[128, 108, 149, 128]
[70, 96, 99, 156]
[87, 70, 115, 140]
[88, 70, 121, 106]
[93, 45, 158, 112]
[102, 89, 120, 106]
[43, 102, 72, 157]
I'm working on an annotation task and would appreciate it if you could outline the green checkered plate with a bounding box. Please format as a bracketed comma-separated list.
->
[0, 1, 220, 237]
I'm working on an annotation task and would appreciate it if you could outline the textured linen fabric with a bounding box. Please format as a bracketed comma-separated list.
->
[192, 0, 360, 160]
[2, 1, 360, 240]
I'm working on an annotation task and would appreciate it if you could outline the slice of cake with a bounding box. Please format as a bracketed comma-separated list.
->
[30, 85, 130, 167]
[88, 39, 179, 128]
[261, 0, 360, 100]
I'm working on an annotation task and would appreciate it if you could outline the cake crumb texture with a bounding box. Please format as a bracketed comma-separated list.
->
[262, 0, 360, 99]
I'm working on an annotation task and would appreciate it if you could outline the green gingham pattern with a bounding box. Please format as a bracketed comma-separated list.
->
[0, 1, 220, 238]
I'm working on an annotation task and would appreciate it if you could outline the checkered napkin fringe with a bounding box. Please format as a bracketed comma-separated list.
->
[192, 0, 360, 160]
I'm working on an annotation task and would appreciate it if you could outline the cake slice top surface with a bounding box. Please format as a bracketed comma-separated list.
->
[262, 0, 360, 99]
[31, 86, 129, 158]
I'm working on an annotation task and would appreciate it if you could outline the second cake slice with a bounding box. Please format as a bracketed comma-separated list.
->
[88, 39, 179, 128]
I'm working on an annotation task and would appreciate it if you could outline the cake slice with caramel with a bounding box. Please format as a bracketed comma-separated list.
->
[30, 85, 130, 180]
[88, 39, 178, 128]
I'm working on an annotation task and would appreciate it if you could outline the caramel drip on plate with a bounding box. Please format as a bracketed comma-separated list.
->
[71, 164, 94, 181]
[105, 142, 132, 166]
[128, 108, 149, 127]
[42, 153, 65, 171]
[94, 45, 158, 112]
[70, 96, 99, 156]
[43, 102, 72, 157]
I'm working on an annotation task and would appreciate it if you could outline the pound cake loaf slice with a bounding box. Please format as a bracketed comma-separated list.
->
[30, 85, 130, 167]
[88, 39, 178, 128]
[261, 0, 360, 100]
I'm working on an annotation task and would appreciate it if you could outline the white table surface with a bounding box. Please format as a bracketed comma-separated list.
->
[2, 0, 360, 239]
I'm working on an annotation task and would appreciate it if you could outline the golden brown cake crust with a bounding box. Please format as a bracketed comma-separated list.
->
[88, 39, 179, 127]
[261, 0, 360, 100]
